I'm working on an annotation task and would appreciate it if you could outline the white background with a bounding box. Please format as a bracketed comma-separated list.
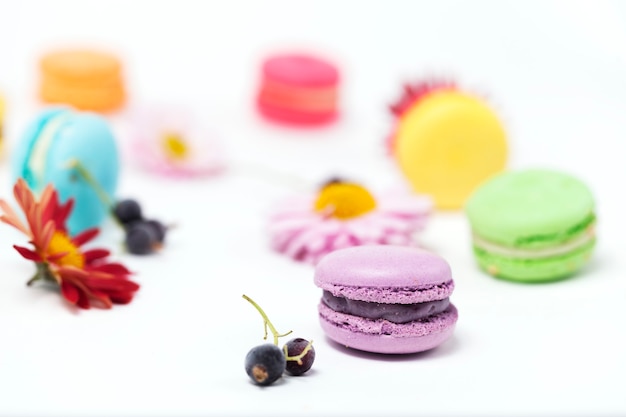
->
[1, 1, 626, 416]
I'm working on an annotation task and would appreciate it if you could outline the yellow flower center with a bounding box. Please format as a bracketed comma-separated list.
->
[47, 231, 85, 268]
[161, 132, 189, 161]
[314, 182, 377, 219]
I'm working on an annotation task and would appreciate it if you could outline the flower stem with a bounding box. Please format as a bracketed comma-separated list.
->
[27, 262, 57, 285]
[242, 294, 292, 345]
[64, 158, 113, 210]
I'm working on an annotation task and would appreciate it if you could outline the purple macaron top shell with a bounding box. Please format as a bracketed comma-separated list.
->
[314, 245, 454, 304]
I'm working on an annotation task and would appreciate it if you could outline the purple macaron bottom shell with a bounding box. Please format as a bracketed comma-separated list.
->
[318, 302, 458, 354]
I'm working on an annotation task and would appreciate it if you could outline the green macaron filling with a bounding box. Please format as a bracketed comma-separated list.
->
[473, 237, 595, 282]
[511, 213, 596, 249]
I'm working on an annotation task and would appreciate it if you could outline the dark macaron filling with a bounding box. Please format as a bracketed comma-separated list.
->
[322, 291, 450, 324]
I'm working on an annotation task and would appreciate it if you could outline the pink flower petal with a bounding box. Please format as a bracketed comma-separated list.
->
[126, 104, 226, 179]
[267, 187, 433, 264]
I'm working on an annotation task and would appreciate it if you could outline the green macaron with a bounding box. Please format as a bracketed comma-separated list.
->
[465, 168, 596, 282]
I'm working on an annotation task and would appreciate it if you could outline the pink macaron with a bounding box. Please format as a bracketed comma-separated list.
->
[256, 52, 340, 126]
[314, 245, 458, 354]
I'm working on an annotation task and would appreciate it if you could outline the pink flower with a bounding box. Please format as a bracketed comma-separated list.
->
[268, 179, 433, 264]
[126, 104, 225, 178]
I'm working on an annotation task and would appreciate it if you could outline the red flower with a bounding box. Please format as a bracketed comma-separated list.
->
[389, 79, 457, 118]
[386, 79, 457, 154]
[0, 178, 139, 309]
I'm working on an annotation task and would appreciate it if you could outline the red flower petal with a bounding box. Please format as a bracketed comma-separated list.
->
[47, 251, 70, 262]
[54, 197, 74, 233]
[389, 79, 456, 118]
[83, 249, 111, 263]
[84, 277, 140, 292]
[13, 245, 42, 262]
[57, 266, 89, 280]
[89, 262, 132, 275]
[72, 228, 99, 246]
[109, 292, 134, 304]
[40, 190, 56, 227]
[60, 281, 80, 304]
[76, 291, 92, 309]
[90, 291, 113, 309]
[39, 221, 55, 252]
[0, 200, 31, 236]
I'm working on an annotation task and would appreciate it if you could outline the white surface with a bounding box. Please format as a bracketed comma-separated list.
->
[1, 1, 626, 416]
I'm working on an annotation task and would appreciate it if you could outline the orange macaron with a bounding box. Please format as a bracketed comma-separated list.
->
[39, 48, 126, 112]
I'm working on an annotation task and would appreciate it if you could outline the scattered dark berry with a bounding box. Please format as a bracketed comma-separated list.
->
[245, 344, 286, 386]
[283, 338, 315, 376]
[242, 295, 317, 384]
[144, 219, 167, 243]
[113, 199, 143, 224]
[320, 176, 345, 189]
[125, 222, 158, 255]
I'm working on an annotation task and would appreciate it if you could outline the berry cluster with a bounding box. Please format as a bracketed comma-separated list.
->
[112, 199, 168, 255]
[243, 295, 315, 386]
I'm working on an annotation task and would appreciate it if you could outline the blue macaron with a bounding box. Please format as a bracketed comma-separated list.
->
[12, 107, 119, 235]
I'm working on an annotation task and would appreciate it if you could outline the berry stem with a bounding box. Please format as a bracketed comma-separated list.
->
[64, 159, 113, 210]
[284, 340, 314, 365]
[242, 294, 292, 345]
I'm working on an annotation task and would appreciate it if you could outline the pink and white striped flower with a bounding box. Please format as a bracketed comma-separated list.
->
[268, 180, 433, 265]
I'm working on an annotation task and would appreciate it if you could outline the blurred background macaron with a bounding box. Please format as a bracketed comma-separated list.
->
[314, 245, 458, 354]
[465, 168, 596, 283]
[12, 107, 120, 235]
[39, 48, 126, 113]
[387, 80, 508, 210]
[256, 52, 340, 126]
[0, 93, 5, 156]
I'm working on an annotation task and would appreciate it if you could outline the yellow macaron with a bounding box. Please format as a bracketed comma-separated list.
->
[391, 87, 508, 210]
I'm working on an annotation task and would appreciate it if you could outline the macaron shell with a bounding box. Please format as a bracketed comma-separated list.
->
[319, 302, 458, 354]
[39, 49, 125, 112]
[13, 109, 119, 235]
[262, 53, 339, 87]
[40, 49, 122, 79]
[394, 91, 507, 209]
[474, 237, 595, 282]
[44, 114, 119, 234]
[11, 108, 67, 183]
[257, 100, 338, 126]
[40, 79, 125, 112]
[257, 80, 337, 112]
[314, 245, 453, 304]
[466, 169, 595, 247]
[257, 53, 340, 126]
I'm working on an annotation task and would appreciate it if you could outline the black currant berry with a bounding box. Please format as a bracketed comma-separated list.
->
[244, 344, 286, 386]
[283, 338, 315, 376]
[320, 176, 345, 189]
[113, 199, 143, 224]
[144, 219, 167, 243]
[125, 222, 158, 255]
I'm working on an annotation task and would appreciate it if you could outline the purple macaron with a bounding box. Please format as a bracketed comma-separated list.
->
[314, 245, 458, 354]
